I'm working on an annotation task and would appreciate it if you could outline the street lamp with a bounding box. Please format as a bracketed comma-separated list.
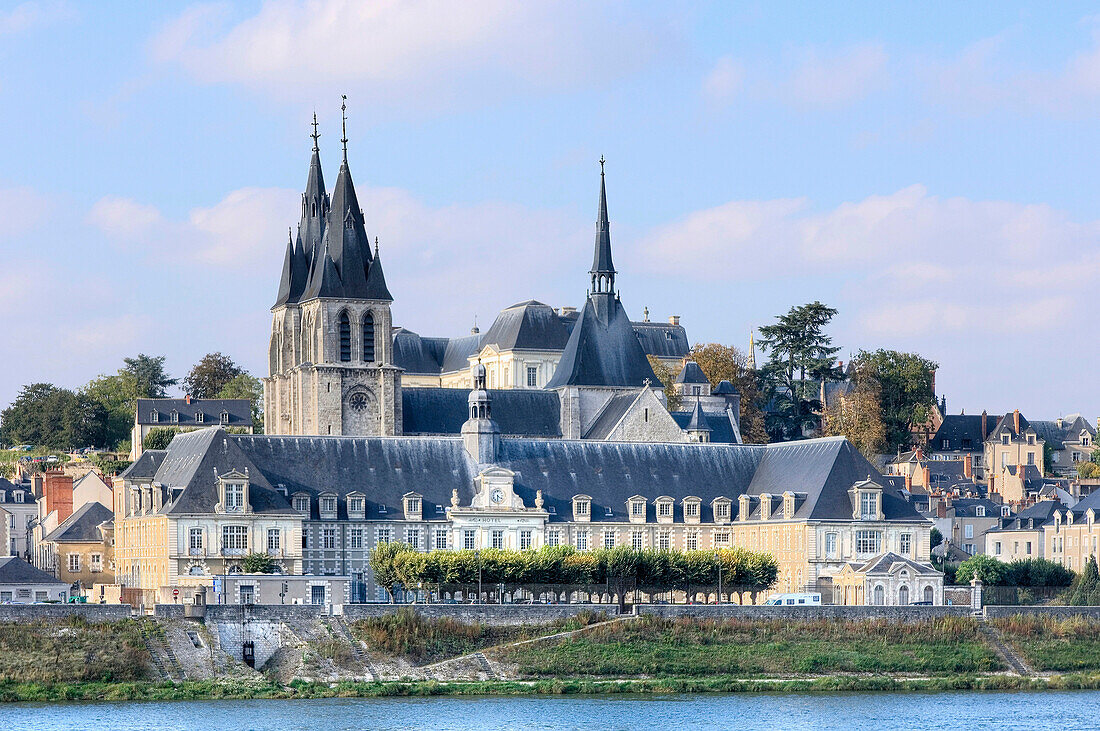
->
[715, 550, 723, 605]
[475, 549, 482, 604]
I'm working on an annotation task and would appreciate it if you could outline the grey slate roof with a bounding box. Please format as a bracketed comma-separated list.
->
[948, 498, 1005, 518]
[136, 399, 251, 427]
[675, 361, 709, 385]
[632, 321, 690, 361]
[0, 478, 31, 504]
[1030, 416, 1096, 450]
[581, 393, 639, 440]
[713, 380, 739, 395]
[590, 169, 614, 277]
[545, 293, 659, 388]
[402, 388, 562, 438]
[118, 450, 166, 481]
[0, 556, 67, 587]
[684, 398, 710, 432]
[858, 552, 941, 576]
[45, 501, 113, 543]
[670, 410, 737, 444]
[480, 301, 571, 352]
[930, 414, 1002, 451]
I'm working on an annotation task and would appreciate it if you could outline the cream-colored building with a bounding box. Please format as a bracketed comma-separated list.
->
[43, 502, 115, 590]
[986, 411, 1045, 503]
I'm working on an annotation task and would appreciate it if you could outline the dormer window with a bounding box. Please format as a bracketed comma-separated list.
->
[738, 495, 750, 522]
[221, 411, 230, 424]
[0, 491, 5, 502]
[1085, 436, 1092, 447]
[759, 493, 773, 520]
[782, 491, 796, 519]
[348, 494, 365, 519]
[657, 500, 673, 518]
[320, 494, 337, 518]
[1002, 434, 1010, 445]
[628, 497, 646, 522]
[292, 495, 309, 514]
[1027, 434, 1035, 445]
[573, 495, 591, 522]
[196, 412, 204, 423]
[975, 505, 986, 517]
[404, 493, 422, 520]
[1001, 506, 1011, 517]
[150, 409, 159, 423]
[713, 498, 731, 523]
[860, 492, 878, 519]
[14, 491, 23, 504]
[170, 410, 179, 424]
[216, 473, 250, 514]
[683, 497, 701, 523]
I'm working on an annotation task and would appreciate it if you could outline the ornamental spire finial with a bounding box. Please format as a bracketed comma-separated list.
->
[310, 112, 320, 152]
[340, 95, 348, 161]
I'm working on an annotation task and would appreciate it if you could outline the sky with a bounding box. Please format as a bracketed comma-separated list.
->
[2, 1, 1100, 420]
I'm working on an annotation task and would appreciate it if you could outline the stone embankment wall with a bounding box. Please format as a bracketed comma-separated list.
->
[0, 604, 132, 622]
[984, 606, 1100, 619]
[635, 604, 974, 620]
[156, 604, 326, 622]
[342, 603, 619, 625]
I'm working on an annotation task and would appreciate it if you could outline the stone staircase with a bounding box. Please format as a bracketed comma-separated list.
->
[472, 652, 497, 679]
[327, 617, 377, 680]
[978, 621, 1035, 677]
[138, 622, 171, 681]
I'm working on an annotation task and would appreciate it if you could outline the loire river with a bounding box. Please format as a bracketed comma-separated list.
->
[3, 691, 1097, 730]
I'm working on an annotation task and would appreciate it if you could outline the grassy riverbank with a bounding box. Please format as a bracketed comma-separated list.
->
[994, 615, 1100, 672]
[0, 618, 151, 684]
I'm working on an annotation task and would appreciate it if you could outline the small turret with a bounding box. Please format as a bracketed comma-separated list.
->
[461, 362, 500, 464]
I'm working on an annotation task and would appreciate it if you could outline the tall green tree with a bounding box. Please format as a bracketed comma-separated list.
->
[822, 360, 887, 459]
[183, 352, 244, 399]
[688, 343, 768, 444]
[81, 373, 134, 448]
[0, 383, 108, 449]
[757, 302, 840, 441]
[850, 349, 938, 452]
[216, 373, 265, 433]
[121, 354, 176, 399]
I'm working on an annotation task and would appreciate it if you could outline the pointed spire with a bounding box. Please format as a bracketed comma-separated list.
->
[364, 236, 394, 301]
[274, 228, 297, 307]
[300, 117, 329, 262]
[302, 235, 344, 300]
[590, 156, 615, 295]
[687, 396, 711, 434]
[748, 330, 757, 370]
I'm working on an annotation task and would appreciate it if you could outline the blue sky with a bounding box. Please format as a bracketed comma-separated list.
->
[2, 1, 1100, 420]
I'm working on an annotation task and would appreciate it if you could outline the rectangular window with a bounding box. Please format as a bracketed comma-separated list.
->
[464, 529, 476, 550]
[189, 527, 203, 554]
[576, 531, 589, 551]
[713, 532, 730, 547]
[546, 530, 560, 548]
[405, 528, 420, 549]
[322, 528, 336, 550]
[520, 530, 533, 550]
[964, 524, 974, 539]
[603, 530, 616, 549]
[631, 530, 644, 550]
[348, 496, 365, 515]
[658, 502, 672, 517]
[860, 492, 878, 519]
[657, 531, 671, 551]
[225, 483, 244, 512]
[1026, 541, 1033, 555]
[435, 529, 449, 550]
[686, 531, 699, 551]
[1002, 435, 1010, 445]
[35, 591, 47, 602]
[575, 500, 590, 517]
[89, 553, 102, 572]
[715, 503, 730, 521]
[350, 528, 364, 549]
[855, 530, 881, 554]
[900, 533, 912, 556]
[223, 525, 248, 553]
[320, 496, 337, 515]
[1027, 435, 1035, 445]
[293, 495, 309, 513]
[1027, 452, 1035, 465]
[685, 502, 699, 518]
[377, 527, 392, 545]
[964, 543, 976, 555]
[1073, 452, 1082, 463]
[67, 554, 81, 573]
[825, 532, 838, 558]
[994, 541, 1002, 556]
[267, 528, 281, 553]
[526, 365, 538, 387]
[631, 501, 645, 518]
[491, 529, 504, 549]
[405, 498, 421, 515]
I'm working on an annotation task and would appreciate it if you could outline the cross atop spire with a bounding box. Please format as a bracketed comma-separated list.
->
[310, 112, 320, 152]
[340, 95, 348, 161]
[599, 155, 605, 175]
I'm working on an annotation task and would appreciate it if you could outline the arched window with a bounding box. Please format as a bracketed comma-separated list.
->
[362, 311, 375, 362]
[873, 584, 885, 606]
[339, 311, 352, 362]
[898, 585, 909, 606]
[924, 585, 934, 603]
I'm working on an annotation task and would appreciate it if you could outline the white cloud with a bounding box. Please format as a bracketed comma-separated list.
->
[0, 187, 50, 239]
[702, 56, 744, 104]
[782, 44, 889, 106]
[639, 184, 1100, 337]
[149, 0, 661, 109]
[0, 1, 73, 36]
[87, 195, 163, 241]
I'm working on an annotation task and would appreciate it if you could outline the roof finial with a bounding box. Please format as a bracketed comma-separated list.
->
[374, 236, 379, 256]
[599, 155, 605, 176]
[310, 112, 320, 152]
[340, 95, 348, 161]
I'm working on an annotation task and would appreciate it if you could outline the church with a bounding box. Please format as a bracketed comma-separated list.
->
[263, 117, 741, 445]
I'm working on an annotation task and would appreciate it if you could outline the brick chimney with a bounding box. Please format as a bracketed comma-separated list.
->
[904, 472, 912, 492]
[964, 453, 973, 479]
[1013, 409, 1021, 435]
[41, 471, 74, 524]
[922, 465, 931, 489]
[981, 410, 988, 441]
[185, 394, 192, 405]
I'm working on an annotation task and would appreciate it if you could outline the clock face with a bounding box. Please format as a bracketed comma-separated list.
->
[490, 488, 505, 504]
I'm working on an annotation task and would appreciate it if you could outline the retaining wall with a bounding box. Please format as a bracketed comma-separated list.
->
[635, 604, 974, 620]
[0, 604, 132, 623]
[154, 604, 326, 622]
[343, 603, 619, 625]
[984, 605, 1100, 619]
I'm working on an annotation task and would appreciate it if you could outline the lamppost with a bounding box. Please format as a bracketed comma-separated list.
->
[715, 550, 723, 605]
[475, 549, 482, 604]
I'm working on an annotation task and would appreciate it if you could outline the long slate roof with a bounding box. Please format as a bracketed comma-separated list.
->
[402, 388, 562, 437]
[0, 556, 68, 586]
[135, 399, 251, 427]
[45, 501, 113, 543]
[145, 429, 926, 527]
[1030, 416, 1096, 450]
[929, 414, 1001, 450]
[479, 301, 571, 352]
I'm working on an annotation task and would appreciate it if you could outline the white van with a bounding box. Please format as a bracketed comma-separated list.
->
[764, 592, 822, 606]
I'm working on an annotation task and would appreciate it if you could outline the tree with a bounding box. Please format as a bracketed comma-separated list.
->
[81, 373, 135, 449]
[242, 553, 277, 574]
[1070, 556, 1099, 605]
[822, 361, 886, 459]
[850, 349, 937, 452]
[143, 427, 181, 451]
[955, 554, 1007, 586]
[688, 343, 769, 444]
[370, 542, 413, 603]
[930, 528, 943, 551]
[121, 354, 177, 399]
[646, 356, 682, 411]
[1078, 461, 1100, 479]
[184, 353, 244, 399]
[0, 383, 108, 449]
[216, 373, 265, 433]
[757, 302, 840, 441]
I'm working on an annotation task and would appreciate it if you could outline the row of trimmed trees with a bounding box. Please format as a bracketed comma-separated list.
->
[369, 544, 779, 610]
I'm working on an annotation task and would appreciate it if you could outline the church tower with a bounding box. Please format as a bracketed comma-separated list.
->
[264, 102, 401, 437]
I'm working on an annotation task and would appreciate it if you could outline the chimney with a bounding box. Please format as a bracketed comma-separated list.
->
[1056, 416, 1063, 429]
[922, 465, 931, 489]
[964, 453, 973, 479]
[41, 471, 74, 524]
[981, 410, 988, 441]
[904, 472, 912, 492]
[185, 394, 192, 405]
[668, 315, 680, 326]
[1014, 409, 1021, 435]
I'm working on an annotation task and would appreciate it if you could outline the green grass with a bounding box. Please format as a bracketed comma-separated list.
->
[497, 615, 1003, 678]
[0, 617, 151, 683]
[349, 607, 606, 664]
[995, 615, 1100, 672]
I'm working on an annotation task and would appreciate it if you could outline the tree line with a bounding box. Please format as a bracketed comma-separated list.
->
[369, 544, 779, 609]
[0, 352, 263, 452]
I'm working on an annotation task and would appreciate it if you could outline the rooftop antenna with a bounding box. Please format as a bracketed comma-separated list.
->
[340, 95, 348, 161]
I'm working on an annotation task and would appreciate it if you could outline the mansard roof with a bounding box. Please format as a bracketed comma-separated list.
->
[930, 414, 1002, 450]
[402, 387, 561, 438]
[119, 450, 166, 480]
[1030, 415, 1095, 450]
[480, 300, 571, 352]
[545, 293, 659, 389]
[631, 320, 690, 361]
[45, 501, 113, 543]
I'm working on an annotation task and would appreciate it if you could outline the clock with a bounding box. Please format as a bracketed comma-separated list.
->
[490, 488, 505, 504]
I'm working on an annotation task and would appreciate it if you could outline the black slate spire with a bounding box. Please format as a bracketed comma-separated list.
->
[324, 97, 374, 298]
[300, 113, 329, 263]
[301, 236, 344, 300]
[274, 228, 297, 307]
[590, 156, 615, 295]
[364, 237, 394, 301]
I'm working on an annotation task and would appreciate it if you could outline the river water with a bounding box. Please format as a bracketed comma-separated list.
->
[2, 691, 1096, 730]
